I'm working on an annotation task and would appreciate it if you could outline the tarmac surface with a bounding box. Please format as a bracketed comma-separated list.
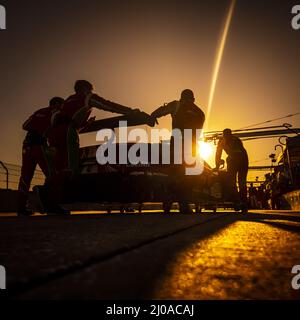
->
[0, 210, 300, 299]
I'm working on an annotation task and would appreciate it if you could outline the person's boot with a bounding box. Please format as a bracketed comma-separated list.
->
[17, 209, 34, 217]
[240, 202, 248, 213]
[234, 201, 248, 213]
[32, 186, 46, 214]
[46, 205, 71, 216]
[179, 202, 193, 214]
[17, 192, 34, 217]
[163, 200, 173, 214]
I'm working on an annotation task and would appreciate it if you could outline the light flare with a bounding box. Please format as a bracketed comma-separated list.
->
[198, 141, 213, 161]
[205, 0, 237, 130]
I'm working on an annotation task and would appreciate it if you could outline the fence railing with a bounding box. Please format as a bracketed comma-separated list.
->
[0, 162, 45, 190]
[0, 161, 8, 189]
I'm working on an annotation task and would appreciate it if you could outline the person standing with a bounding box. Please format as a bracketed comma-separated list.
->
[215, 129, 249, 209]
[249, 183, 258, 209]
[18, 97, 64, 216]
[151, 89, 205, 214]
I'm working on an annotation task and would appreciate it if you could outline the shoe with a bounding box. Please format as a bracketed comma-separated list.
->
[32, 186, 46, 214]
[46, 205, 71, 216]
[163, 201, 173, 214]
[240, 203, 248, 213]
[179, 203, 194, 214]
[17, 210, 34, 217]
[180, 209, 194, 214]
[234, 202, 248, 213]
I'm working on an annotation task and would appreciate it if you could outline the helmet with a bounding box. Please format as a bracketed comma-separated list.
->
[49, 97, 64, 107]
[223, 128, 232, 137]
[180, 89, 195, 101]
[74, 80, 94, 94]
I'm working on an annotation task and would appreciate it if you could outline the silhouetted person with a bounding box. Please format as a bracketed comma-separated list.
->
[47, 80, 140, 212]
[152, 89, 205, 148]
[50, 80, 140, 175]
[249, 183, 258, 209]
[270, 173, 281, 210]
[257, 185, 268, 209]
[18, 97, 64, 216]
[151, 89, 205, 214]
[216, 129, 249, 208]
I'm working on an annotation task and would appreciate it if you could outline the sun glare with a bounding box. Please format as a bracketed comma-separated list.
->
[198, 141, 213, 161]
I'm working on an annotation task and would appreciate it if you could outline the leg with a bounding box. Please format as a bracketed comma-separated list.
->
[48, 123, 69, 173]
[238, 163, 248, 204]
[43, 126, 71, 215]
[226, 158, 239, 202]
[18, 146, 37, 214]
[36, 145, 50, 177]
[67, 126, 80, 175]
[171, 137, 192, 214]
[46, 145, 71, 213]
[175, 167, 192, 214]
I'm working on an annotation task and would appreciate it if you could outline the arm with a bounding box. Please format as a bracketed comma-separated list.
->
[43, 110, 69, 138]
[215, 138, 224, 169]
[22, 112, 38, 131]
[79, 116, 96, 133]
[89, 94, 137, 115]
[22, 109, 47, 133]
[151, 101, 177, 119]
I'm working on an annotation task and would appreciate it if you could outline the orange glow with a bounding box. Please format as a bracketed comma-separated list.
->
[153, 220, 300, 299]
[198, 141, 214, 161]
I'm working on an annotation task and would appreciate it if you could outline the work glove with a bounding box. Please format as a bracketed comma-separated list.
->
[147, 115, 158, 127]
[131, 108, 141, 113]
[219, 159, 225, 167]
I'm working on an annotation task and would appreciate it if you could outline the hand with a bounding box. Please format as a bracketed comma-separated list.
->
[217, 159, 225, 170]
[79, 116, 96, 132]
[148, 115, 158, 127]
[150, 112, 159, 124]
[153, 116, 159, 125]
[219, 159, 225, 166]
[87, 116, 96, 125]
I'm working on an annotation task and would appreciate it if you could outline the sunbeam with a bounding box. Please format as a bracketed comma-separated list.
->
[205, 0, 237, 130]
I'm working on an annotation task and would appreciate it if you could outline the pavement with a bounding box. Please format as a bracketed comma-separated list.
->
[0, 210, 300, 299]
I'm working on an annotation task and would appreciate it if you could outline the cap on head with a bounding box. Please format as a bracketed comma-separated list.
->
[49, 97, 64, 107]
[74, 80, 94, 94]
[223, 128, 232, 137]
[180, 89, 195, 102]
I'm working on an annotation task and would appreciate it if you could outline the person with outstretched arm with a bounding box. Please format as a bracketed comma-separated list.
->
[151, 89, 205, 214]
[46, 80, 140, 214]
[49, 80, 140, 174]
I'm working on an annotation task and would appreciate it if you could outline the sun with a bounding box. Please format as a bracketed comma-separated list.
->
[198, 141, 213, 161]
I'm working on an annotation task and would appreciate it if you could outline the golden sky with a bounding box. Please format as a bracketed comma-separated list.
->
[0, 0, 299, 182]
